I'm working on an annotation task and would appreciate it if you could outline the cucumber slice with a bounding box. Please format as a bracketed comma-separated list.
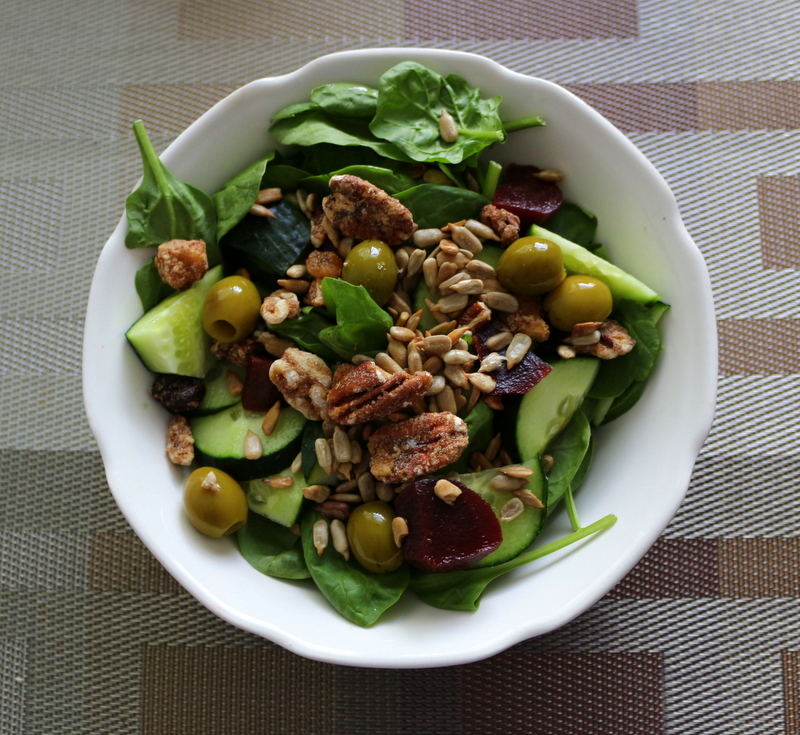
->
[244, 463, 333, 527]
[126, 264, 223, 378]
[459, 459, 547, 567]
[528, 225, 659, 305]
[190, 361, 245, 416]
[189, 403, 306, 481]
[516, 358, 599, 461]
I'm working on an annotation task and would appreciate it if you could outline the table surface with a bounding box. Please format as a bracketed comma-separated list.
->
[3, 1, 799, 732]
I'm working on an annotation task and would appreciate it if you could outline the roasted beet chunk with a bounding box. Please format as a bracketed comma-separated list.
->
[493, 164, 562, 226]
[151, 374, 205, 413]
[474, 321, 552, 395]
[394, 479, 502, 573]
[241, 349, 280, 412]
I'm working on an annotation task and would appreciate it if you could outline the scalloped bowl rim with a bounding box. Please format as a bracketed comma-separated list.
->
[83, 48, 717, 668]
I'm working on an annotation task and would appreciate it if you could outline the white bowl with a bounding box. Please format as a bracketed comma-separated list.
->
[83, 48, 717, 668]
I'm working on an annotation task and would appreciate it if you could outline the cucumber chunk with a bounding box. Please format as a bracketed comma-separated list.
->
[516, 358, 599, 461]
[126, 264, 223, 378]
[244, 463, 334, 527]
[189, 402, 306, 481]
[528, 225, 659, 305]
[459, 459, 547, 567]
[190, 361, 245, 416]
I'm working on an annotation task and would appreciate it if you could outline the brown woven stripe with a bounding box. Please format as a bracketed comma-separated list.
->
[607, 538, 720, 598]
[785, 652, 800, 735]
[759, 176, 800, 269]
[462, 652, 664, 734]
[404, 0, 637, 41]
[720, 539, 800, 597]
[89, 532, 181, 593]
[717, 319, 800, 376]
[698, 82, 800, 131]
[141, 645, 337, 734]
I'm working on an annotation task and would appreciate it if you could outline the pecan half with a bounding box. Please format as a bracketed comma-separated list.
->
[166, 415, 194, 465]
[506, 296, 550, 342]
[480, 204, 520, 246]
[322, 175, 416, 246]
[573, 319, 636, 359]
[268, 348, 332, 420]
[367, 412, 469, 483]
[210, 337, 256, 367]
[327, 362, 432, 425]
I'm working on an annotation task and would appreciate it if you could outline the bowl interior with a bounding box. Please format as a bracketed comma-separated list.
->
[83, 48, 717, 668]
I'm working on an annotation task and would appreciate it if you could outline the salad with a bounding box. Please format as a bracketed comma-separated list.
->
[123, 62, 667, 626]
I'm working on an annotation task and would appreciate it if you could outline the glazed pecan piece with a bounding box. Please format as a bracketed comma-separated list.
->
[322, 175, 416, 246]
[367, 412, 469, 483]
[268, 348, 332, 420]
[166, 415, 194, 466]
[154, 239, 208, 290]
[480, 204, 520, 246]
[573, 319, 636, 359]
[327, 362, 432, 425]
[506, 296, 550, 343]
[210, 337, 257, 367]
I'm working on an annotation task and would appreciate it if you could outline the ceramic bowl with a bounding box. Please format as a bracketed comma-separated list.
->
[83, 48, 717, 668]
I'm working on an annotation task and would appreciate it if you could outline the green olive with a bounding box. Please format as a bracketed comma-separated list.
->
[202, 275, 261, 343]
[496, 236, 566, 295]
[342, 240, 398, 305]
[184, 467, 248, 538]
[346, 501, 403, 574]
[543, 275, 613, 332]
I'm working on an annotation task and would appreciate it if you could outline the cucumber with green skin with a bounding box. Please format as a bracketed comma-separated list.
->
[244, 463, 333, 527]
[189, 361, 245, 416]
[189, 403, 306, 481]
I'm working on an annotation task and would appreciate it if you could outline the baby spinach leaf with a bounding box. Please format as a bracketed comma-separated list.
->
[213, 152, 276, 241]
[545, 409, 592, 516]
[394, 184, 489, 229]
[125, 120, 219, 264]
[237, 513, 310, 579]
[300, 143, 407, 175]
[318, 278, 393, 360]
[220, 198, 310, 281]
[259, 164, 312, 191]
[601, 379, 647, 425]
[134, 257, 175, 311]
[410, 514, 617, 611]
[300, 421, 322, 478]
[370, 62, 506, 164]
[301, 511, 409, 626]
[271, 306, 339, 362]
[569, 433, 594, 493]
[300, 166, 415, 196]
[271, 100, 319, 122]
[545, 202, 598, 247]
[310, 83, 378, 119]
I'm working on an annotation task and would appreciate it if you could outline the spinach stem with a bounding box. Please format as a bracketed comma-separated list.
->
[564, 486, 581, 532]
[482, 161, 503, 199]
[438, 162, 465, 189]
[457, 129, 505, 141]
[132, 120, 177, 238]
[503, 115, 547, 133]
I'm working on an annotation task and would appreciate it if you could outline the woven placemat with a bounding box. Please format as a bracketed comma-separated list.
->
[3, 0, 800, 732]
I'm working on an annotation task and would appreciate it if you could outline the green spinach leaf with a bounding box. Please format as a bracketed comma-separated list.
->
[300, 421, 322, 478]
[259, 164, 312, 190]
[300, 143, 407, 175]
[318, 278, 393, 360]
[545, 202, 598, 247]
[213, 152, 275, 241]
[220, 198, 310, 281]
[310, 83, 379, 119]
[410, 514, 617, 611]
[271, 100, 319, 122]
[271, 306, 339, 361]
[237, 513, 310, 579]
[300, 165, 415, 196]
[134, 257, 175, 311]
[545, 409, 592, 516]
[601, 379, 647, 425]
[394, 184, 489, 229]
[369, 62, 506, 164]
[125, 120, 219, 264]
[301, 511, 409, 626]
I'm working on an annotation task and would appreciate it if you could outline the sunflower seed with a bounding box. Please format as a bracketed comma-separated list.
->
[434, 479, 462, 504]
[261, 401, 281, 436]
[439, 108, 459, 142]
[243, 430, 262, 460]
[407, 248, 427, 277]
[313, 519, 329, 555]
[330, 493, 362, 504]
[395, 248, 410, 270]
[465, 259, 496, 279]
[286, 264, 307, 278]
[422, 355, 443, 374]
[467, 372, 496, 393]
[443, 364, 469, 389]
[465, 219, 499, 241]
[500, 497, 524, 522]
[200, 471, 220, 492]
[376, 352, 403, 374]
[422, 334, 452, 356]
[557, 344, 577, 359]
[315, 437, 333, 474]
[514, 488, 545, 508]
[267, 475, 294, 488]
[406, 309, 424, 332]
[485, 433, 502, 462]
[501, 465, 534, 478]
[249, 203, 275, 218]
[376, 482, 395, 502]
[449, 225, 483, 254]
[291, 452, 303, 475]
[330, 519, 350, 559]
[388, 337, 409, 367]
[425, 375, 447, 396]
[435, 293, 468, 314]
[304, 485, 330, 503]
[350, 440, 363, 466]
[533, 169, 564, 182]
[438, 272, 468, 292]
[226, 370, 244, 396]
[358, 472, 376, 503]
[392, 516, 409, 546]
[407, 341, 424, 373]
[485, 331, 513, 351]
[478, 352, 507, 373]
[443, 349, 475, 366]
[256, 187, 282, 204]
[483, 291, 519, 312]
[338, 237, 353, 259]
[427, 320, 457, 336]
[436, 261, 459, 287]
[450, 278, 484, 295]
[437, 385, 458, 414]
[390, 326, 416, 342]
[414, 228, 446, 248]
[276, 278, 310, 294]
[333, 426, 352, 463]
[423, 257, 439, 292]
[506, 333, 532, 369]
[541, 454, 554, 473]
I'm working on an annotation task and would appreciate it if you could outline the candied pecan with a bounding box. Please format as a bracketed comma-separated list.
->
[166, 415, 194, 465]
[304, 278, 325, 307]
[367, 412, 469, 483]
[210, 338, 256, 367]
[154, 239, 208, 290]
[480, 204, 520, 246]
[506, 296, 550, 342]
[268, 348, 332, 420]
[151, 374, 205, 413]
[322, 175, 416, 246]
[261, 289, 300, 325]
[310, 206, 328, 248]
[573, 319, 636, 359]
[327, 362, 433, 425]
[306, 250, 343, 280]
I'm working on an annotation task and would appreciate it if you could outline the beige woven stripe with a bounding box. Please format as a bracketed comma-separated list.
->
[178, 0, 404, 39]
[720, 539, 800, 597]
[759, 176, 800, 270]
[141, 645, 337, 734]
[89, 532, 181, 593]
[717, 319, 800, 376]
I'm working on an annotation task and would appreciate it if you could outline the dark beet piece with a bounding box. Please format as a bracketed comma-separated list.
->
[395, 479, 502, 573]
[474, 321, 552, 395]
[241, 350, 280, 412]
[151, 374, 205, 413]
[493, 164, 562, 226]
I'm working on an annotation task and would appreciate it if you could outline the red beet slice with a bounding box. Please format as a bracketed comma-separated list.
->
[395, 479, 502, 573]
[474, 321, 552, 395]
[241, 350, 280, 412]
[493, 164, 562, 226]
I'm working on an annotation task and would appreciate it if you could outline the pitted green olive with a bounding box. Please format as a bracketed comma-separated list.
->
[543, 274, 613, 332]
[496, 236, 566, 295]
[346, 501, 403, 573]
[342, 240, 398, 305]
[184, 466, 248, 538]
[202, 275, 261, 343]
